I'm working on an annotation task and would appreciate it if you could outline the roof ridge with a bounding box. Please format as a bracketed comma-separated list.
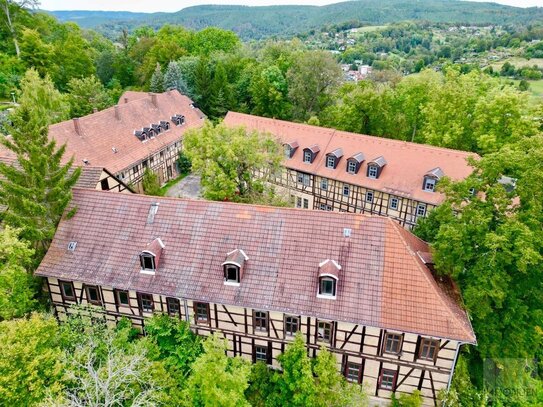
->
[226, 111, 478, 158]
[386, 219, 476, 343]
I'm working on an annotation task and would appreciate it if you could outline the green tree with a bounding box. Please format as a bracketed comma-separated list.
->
[0, 313, 64, 405]
[251, 65, 290, 119]
[149, 62, 164, 93]
[142, 167, 162, 196]
[287, 50, 342, 121]
[245, 362, 277, 407]
[183, 121, 282, 202]
[178, 151, 192, 174]
[19, 27, 52, 76]
[0, 0, 38, 57]
[0, 226, 37, 320]
[192, 27, 240, 56]
[164, 60, 188, 94]
[183, 333, 251, 407]
[0, 69, 79, 256]
[193, 57, 213, 114]
[66, 75, 112, 118]
[274, 332, 316, 406]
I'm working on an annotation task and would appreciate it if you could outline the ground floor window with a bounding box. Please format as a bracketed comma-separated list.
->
[166, 297, 181, 317]
[379, 368, 397, 390]
[254, 345, 268, 362]
[137, 293, 154, 313]
[345, 362, 361, 383]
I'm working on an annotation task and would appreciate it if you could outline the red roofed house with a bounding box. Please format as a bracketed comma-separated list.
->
[223, 112, 477, 228]
[47, 90, 204, 193]
[36, 189, 475, 405]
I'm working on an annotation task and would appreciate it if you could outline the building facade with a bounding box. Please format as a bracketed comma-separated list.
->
[224, 112, 477, 228]
[47, 90, 204, 193]
[36, 189, 475, 406]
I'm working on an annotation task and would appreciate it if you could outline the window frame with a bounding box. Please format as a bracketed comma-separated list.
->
[253, 310, 269, 332]
[326, 156, 335, 168]
[137, 292, 154, 313]
[254, 345, 268, 362]
[303, 198, 309, 209]
[85, 285, 102, 306]
[114, 289, 130, 307]
[389, 196, 399, 210]
[416, 203, 427, 217]
[379, 368, 397, 390]
[296, 197, 302, 208]
[320, 178, 328, 190]
[418, 338, 440, 361]
[347, 160, 357, 174]
[166, 297, 181, 317]
[224, 264, 240, 284]
[345, 362, 362, 383]
[365, 191, 374, 203]
[303, 151, 312, 163]
[423, 177, 437, 192]
[284, 315, 299, 336]
[343, 185, 350, 196]
[383, 332, 403, 355]
[317, 320, 333, 343]
[59, 280, 76, 302]
[140, 253, 156, 272]
[318, 276, 337, 298]
[194, 302, 210, 325]
[367, 165, 378, 179]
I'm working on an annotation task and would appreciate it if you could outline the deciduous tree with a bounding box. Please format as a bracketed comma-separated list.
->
[66, 75, 112, 118]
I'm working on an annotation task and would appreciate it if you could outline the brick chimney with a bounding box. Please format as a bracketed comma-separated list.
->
[124, 97, 128, 104]
[149, 92, 158, 107]
[73, 118, 81, 135]
[114, 105, 120, 120]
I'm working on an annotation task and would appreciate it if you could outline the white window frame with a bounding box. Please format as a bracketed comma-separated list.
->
[368, 165, 378, 179]
[366, 191, 374, 203]
[416, 203, 427, 217]
[389, 197, 399, 210]
[343, 185, 350, 196]
[303, 151, 312, 163]
[321, 178, 328, 190]
[326, 156, 335, 168]
[347, 161, 357, 174]
[424, 177, 436, 192]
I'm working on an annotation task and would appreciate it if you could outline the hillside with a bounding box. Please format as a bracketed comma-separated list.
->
[49, 0, 543, 40]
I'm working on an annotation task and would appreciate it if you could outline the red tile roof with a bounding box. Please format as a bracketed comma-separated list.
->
[223, 112, 478, 206]
[36, 189, 475, 343]
[48, 90, 204, 174]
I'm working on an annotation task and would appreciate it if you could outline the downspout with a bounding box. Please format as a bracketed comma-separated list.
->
[446, 341, 462, 391]
[183, 299, 190, 323]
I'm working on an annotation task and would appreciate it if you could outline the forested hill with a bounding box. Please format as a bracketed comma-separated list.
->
[49, 0, 543, 40]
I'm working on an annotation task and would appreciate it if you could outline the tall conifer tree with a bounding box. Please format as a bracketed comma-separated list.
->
[0, 69, 79, 256]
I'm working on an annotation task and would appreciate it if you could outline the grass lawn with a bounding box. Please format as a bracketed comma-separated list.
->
[158, 172, 190, 196]
[491, 57, 543, 70]
[506, 79, 543, 104]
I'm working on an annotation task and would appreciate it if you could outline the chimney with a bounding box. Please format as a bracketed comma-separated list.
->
[124, 97, 128, 104]
[92, 107, 98, 113]
[73, 118, 81, 135]
[114, 105, 120, 120]
[149, 92, 158, 108]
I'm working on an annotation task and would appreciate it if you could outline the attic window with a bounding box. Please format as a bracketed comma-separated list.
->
[423, 167, 444, 192]
[317, 259, 340, 299]
[68, 241, 77, 251]
[347, 161, 357, 174]
[367, 156, 387, 179]
[222, 249, 248, 286]
[303, 144, 320, 164]
[140, 238, 165, 275]
[171, 114, 185, 126]
[284, 141, 299, 159]
[346, 153, 364, 174]
[140, 252, 156, 272]
[303, 151, 312, 163]
[325, 148, 343, 169]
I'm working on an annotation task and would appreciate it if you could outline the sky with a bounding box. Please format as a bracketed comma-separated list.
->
[40, 0, 543, 13]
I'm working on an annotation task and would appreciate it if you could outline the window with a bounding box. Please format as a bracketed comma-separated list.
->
[85, 285, 102, 306]
[303, 198, 309, 209]
[285, 316, 299, 336]
[419, 338, 439, 361]
[60, 280, 76, 301]
[296, 197, 302, 208]
[195, 302, 209, 324]
[115, 289, 130, 306]
[254, 311, 268, 332]
[343, 185, 350, 196]
[326, 156, 335, 168]
[319, 277, 336, 297]
[284, 145, 292, 159]
[389, 197, 399, 210]
[318, 321, 332, 342]
[138, 293, 154, 313]
[142, 160, 148, 169]
[320, 178, 328, 190]
[167, 297, 181, 317]
[345, 362, 361, 382]
[319, 203, 332, 211]
[297, 172, 310, 186]
[133, 165, 139, 174]
[224, 264, 240, 284]
[100, 178, 109, 190]
[347, 161, 357, 174]
[366, 191, 374, 203]
[303, 151, 312, 163]
[424, 177, 436, 192]
[379, 369, 397, 390]
[367, 165, 378, 179]
[255, 345, 268, 362]
[384, 333, 403, 354]
[140, 253, 156, 272]
[416, 203, 427, 217]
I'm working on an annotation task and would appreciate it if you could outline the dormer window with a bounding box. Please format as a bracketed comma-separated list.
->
[317, 259, 340, 299]
[303, 144, 320, 164]
[347, 161, 357, 174]
[325, 148, 343, 169]
[140, 238, 165, 275]
[367, 156, 387, 179]
[222, 249, 248, 286]
[346, 153, 364, 174]
[423, 167, 444, 192]
[284, 141, 299, 159]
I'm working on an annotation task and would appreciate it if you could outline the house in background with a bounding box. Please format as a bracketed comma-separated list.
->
[36, 189, 476, 406]
[223, 112, 477, 229]
[47, 90, 204, 193]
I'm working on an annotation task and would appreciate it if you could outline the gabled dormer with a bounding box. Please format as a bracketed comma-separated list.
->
[171, 114, 185, 126]
[222, 249, 249, 286]
[367, 156, 387, 179]
[346, 152, 364, 174]
[284, 141, 299, 159]
[325, 148, 343, 169]
[303, 144, 320, 164]
[423, 167, 444, 192]
[140, 238, 165, 275]
[317, 259, 341, 299]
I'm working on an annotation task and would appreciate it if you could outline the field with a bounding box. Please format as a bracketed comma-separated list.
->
[490, 57, 543, 70]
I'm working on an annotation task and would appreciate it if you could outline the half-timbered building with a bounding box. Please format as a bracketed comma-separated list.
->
[46, 90, 204, 193]
[223, 112, 477, 228]
[36, 189, 475, 406]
